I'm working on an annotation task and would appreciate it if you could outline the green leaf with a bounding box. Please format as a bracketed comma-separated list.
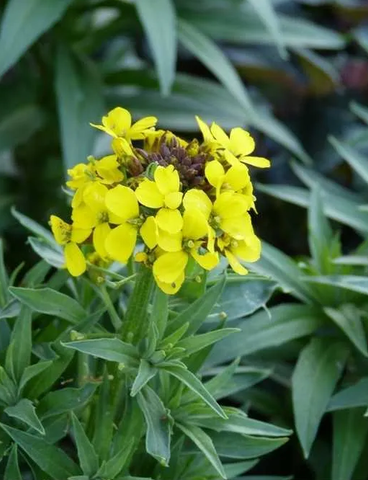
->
[176, 328, 239, 357]
[9, 287, 87, 323]
[97, 439, 135, 479]
[19, 360, 52, 393]
[351, 101, 368, 125]
[325, 305, 368, 356]
[92, 370, 114, 459]
[11, 207, 55, 244]
[71, 413, 99, 477]
[177, 19, 253, 112]
[0, 423, 80, 478]
[0, 300, 20, 319]
[131, 359, 157, 397]
[5, 398, 44, 434]
[63, 338, 139, 367]
[55, 45, 104, 170]
[159, 362, 226, 418]
[304, 275, 368, 295]
[151, 288, 168, 340]
[0, 104, 44, 152]
[28, 237, 64, 268]
[166, 276, 225, 336]
[292, 338, 349, 458]
[208, 304, 326, 366]
[330, 136, 368, 186]
[137, 386, 171, 466]
[23, 260, 51, 287]
[0, 238, 9, 307]
[136, 0, 177, 95]
[5, 306, 32, 381]
[328, 378, 368, 412]
[247, 0, 286, 58]
[0, 0, 72, 77]
[332, 408, 368, 480]
[37, 383, 98, 420]
[4, 444, 22, 480]
[177, 422, 226, 479]
[210, 432, 289, 459]
[224, 459, 259, 478]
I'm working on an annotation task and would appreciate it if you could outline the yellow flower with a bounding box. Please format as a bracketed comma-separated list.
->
[90, 107, 157, 141]
[196, 116, 270, 168]
[135, 165, 183, 234]
[205, 159, 253, 197]
[94, 155, 124, 184]
[50, 215, 90, 277]
[66, 163, 95, 190]
[218, 231, 261, 275]
[152, 209, 219, 293]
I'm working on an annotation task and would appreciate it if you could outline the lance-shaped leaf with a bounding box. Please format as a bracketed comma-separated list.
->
[71, 413, 99, 477]
[63, 338, 139, 367]
[9, 287, 87, 324]
[28, 237, 64, 268]
[18, 360, 52, 393]
[330, 136, 368, 186]
[131, 359, 157, 397]
[4, 444, 22, 480]
[0, 423, 80, 478]
[5, 306, 32, 382]
[96, 438, 135, 479]
[327, 378, 368, 412]
[0, 239, 9, 308]
[11, 207, 55, 244]
[176, 328, 239, 357]
[177, 422, 226, 479]
[5, 399, 44, 434]
[151, 288, 168, 339]
[137, 386, 171, 466]
[292, 338, 349, 458]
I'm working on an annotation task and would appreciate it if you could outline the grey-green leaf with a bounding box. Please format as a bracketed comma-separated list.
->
[0, 0, 72, 77]
[9, 287, 87, 323]
[176, 328, 239, 357]
[327, 378, 368, 412]
[330, 136, 368, 186]
[0, 423, 80, 478]
[292, 338, 349, 458]
[11, 207, 55, 244]
[5, 398, 44, 434]
[177, 422, 226, 479]
[136, 0, 177, 95]
[71, 413, 99, 477]
[6, 306, 32, 381]
[19, 360, 53, 393]
[131, 359, 157, 397]
[28, 237, 64, 268]
[332, 408, 368, 480]
[96, 438, 135, 479]
[137, 386, 171, 466]
[4, 444, 22, 480]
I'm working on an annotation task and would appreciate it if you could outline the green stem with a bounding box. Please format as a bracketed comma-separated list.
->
[99, 284, 122, 331]
[121, 265, 155, 344]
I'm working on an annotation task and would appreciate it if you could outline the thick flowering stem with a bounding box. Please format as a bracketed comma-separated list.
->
[121, 265, 155, 344]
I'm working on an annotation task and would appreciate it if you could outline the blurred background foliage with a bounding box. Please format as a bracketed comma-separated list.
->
[1, 0, 368, 479]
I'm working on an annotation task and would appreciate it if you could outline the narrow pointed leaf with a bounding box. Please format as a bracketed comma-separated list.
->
[177, 422, 226, 479]
[29, 237, 64, 268]
[4, 445, 21, 480]
[131, 359, 157, 397]
[97, 438, 135, 479]
[330, 136, 368, 186]
[151, 288, 168, 339]
[0, 239, 9, 307]
[176, 328, 239, 357]
[71, 413, 99, 477]
[19, 361, 53, 392]
[304, 275, 368, 295]
[292, 338, 349, 458]
[136, 0, 176, 95]
[11, 207, 55, 244]
[328, 378, 368, 411]
[5, 399, 44, 434]
[6, 306, 32, 381]
[351, 101, 368, 125]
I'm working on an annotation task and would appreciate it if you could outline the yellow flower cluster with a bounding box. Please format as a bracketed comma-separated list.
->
[50, 107, 270, 294]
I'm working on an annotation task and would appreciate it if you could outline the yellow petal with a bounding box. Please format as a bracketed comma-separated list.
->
[164, 191, 183, 209]
[207, 226, 216, 253]
[103, 107, 132, 136]
[105, 223, 137, 264]
[229, 128, 255, 156]
[183, 189, 212, 219]
[64, 242, 86, 277]
[191, 250, 219, 270]
[225, 250, 248, 275]
[221, 213, 254, 240]
[129, 116, 158, 139]
[213, 192, 248, 219]
[135, 179, 164, 208]
[240, 156, 271, 168]
[156, 208, 183, 234]
[157, 229, 182, 252]
[71, 186, 86, 208]
[93, 222, 111, 258]
[90, 122, 117, 138]
[140, 216, 158, 249]
[83, 182, 108, 214]
[70, 227, 91, 244]
[105, 185, 139, 221]
[224, 150, 240, 166]
[210, 123, 230, 147]
[155, 271, 185, 295]
[95, 155, 124, 184]
[50, 215, 71, 245]
[205, 160, 225, 189]
[111, 137, 134, 157]
[182, 209, 208, 240]
[72, 204, 98, 229]
[153, 251, 188, 283]
[223, 163, 251, 191]
[154, 165, 180, 195]
[195, 115, 213, 142]
[233, 235, 261, 263]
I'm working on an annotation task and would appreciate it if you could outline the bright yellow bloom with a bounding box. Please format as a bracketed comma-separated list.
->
[196, 116, 270, 168]
[66, 163, 95, 190]
[91, 107, 157, 140]
[135, 165, 183, 234]
[50, 215, 90, 277]
[218, 231, 261, 275]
